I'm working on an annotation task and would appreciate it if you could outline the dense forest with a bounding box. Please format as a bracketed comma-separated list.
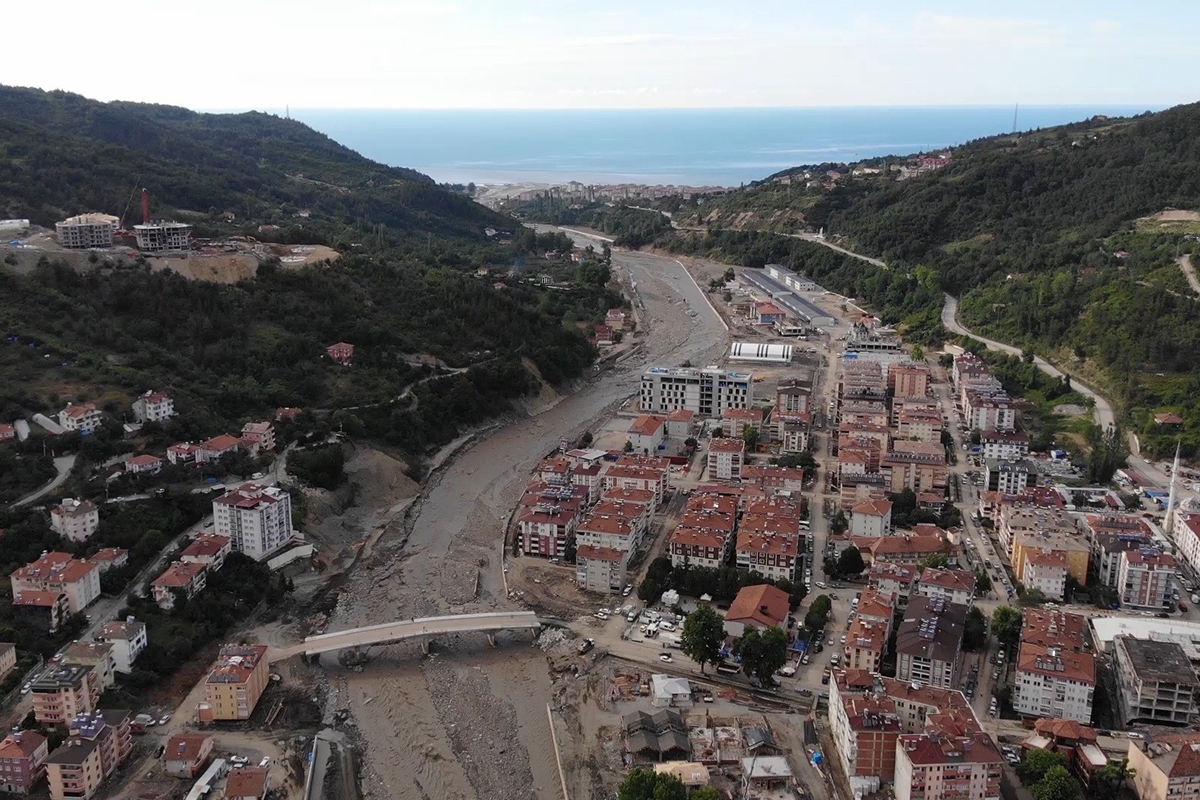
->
[0, 85, 505, 244]
[0, 254, 597, 455]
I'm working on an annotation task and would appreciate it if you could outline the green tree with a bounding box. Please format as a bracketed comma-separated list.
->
[623, 440, 634, 453]
[680, 604, 725, 675]
[829, 510, 848, 535]
[837, 546, 865, 575]
[734, 626, 789, 687]
[1032, 766, 1082, 800]
[617, 768, 687, 800]
[743, 425, 759, 451]
[963, 606, 988, 651]
[578, 431, 594, 447]
[1020, 750, 1068, 784]
[975, 568, 992, 593]
[922, 553, 951, 569]
[691, 789, 721, 800]
[804, 594, 832, 634]
[1093, 758, 1135, 800]
[992, 606, 1023, 648]
[910, 344, 925, 361]
[777, 451, 816, 470]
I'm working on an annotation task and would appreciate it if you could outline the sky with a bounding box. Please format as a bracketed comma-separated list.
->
[4, 0, 1198, 110]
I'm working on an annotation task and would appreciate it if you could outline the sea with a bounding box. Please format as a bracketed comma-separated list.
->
[287, 106, 1159, 188]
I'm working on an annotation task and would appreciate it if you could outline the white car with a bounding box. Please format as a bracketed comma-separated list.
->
[230, 755, 250, 765]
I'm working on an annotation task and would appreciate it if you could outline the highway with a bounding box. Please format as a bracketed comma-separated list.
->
[269, 611, 542, 661]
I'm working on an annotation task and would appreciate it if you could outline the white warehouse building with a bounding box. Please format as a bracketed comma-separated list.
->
[729, 342, 793, 363]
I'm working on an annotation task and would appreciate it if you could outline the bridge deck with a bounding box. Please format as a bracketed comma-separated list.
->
[269, 611, 541, 662]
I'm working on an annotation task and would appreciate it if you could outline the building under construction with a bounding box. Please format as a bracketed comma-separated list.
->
[132, 188, 191, 253]
[134, 221, 191, 252]
[56, 213, 120, 248]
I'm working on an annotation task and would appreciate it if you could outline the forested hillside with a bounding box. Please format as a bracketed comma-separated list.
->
[0, 85, 503, 242]
[643, 104, 1200, 457]
[0, 87, 614, 463]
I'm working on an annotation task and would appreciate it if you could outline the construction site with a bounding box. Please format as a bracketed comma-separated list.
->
[2, 188, 338, 282]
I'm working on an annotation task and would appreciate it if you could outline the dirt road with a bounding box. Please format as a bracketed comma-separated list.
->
[1179, 254, 1200, 297]
[324, 237, 732, 800]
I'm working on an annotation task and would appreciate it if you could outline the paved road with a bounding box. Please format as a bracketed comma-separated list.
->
[10, 454, 75, 508]
[1179, 255, 1200, 297]
[269, 611, 542, 661]
[941, 294, 1192, 497]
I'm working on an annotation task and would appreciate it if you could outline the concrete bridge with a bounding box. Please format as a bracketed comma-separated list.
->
[269, 611, 543, 662]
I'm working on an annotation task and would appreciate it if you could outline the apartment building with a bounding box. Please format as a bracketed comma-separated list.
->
[855, 532, 950, 567]
[45, 710, 132, 800]
[163, 733, 214, 779]
[0, 729, 49, 795]
[60, 642, 117, 690]
[133, 221, 191, 252]
[12, 592, 70, 633]
[884, 441, 949, 491]
[857, 587, 897, 632]
[980, 430, 1030, 461]
[917, 568, 976, 607]
[150, 561, 208, 610]
[518, 505, 579, 559]
[894, 724, 1003, 800]
[1021, 609, 1088, 651]
[895, 596, 967, 690]
[1113, 636, 1200, 726]
[96, 618, 147, 674]
[851, 498, 893, 538]
[869, 563, 920, 606]
[11, 553, 100, 614]
[603, 464, 667, 504]
[212, 484, 294, 560]
[55, 214, 118, 249]
[735, 531, 799, 582]
[240, 421, 276, 453]
[707, 437, 745, 480]
[1013, 644, 1096, 723]
[576, 513, 640, 553]
[198, 645, 271, 722]
[670, 527, 729, 570]
[575, 545, 628, 594]
[31, 665, 102, 725]
[130, 390, 175, 423]
[0, 643, 15, 683]
[1119, 549, 1176, 610]
[897, 409, 943, 444]
[722, 407, 763, 439]
[1088, 517, 1156, 587]
[1127, 732, 1200, 800]
[984, 459, 1036, 495]
[49, 499, 99, 543]
[1021, 549, 1068, 601]
[890, 362, 931, 399]
[58, 403, 103, 432]
[844, 618, 889, 672]
[830, 671, 999, 800]
[180, 533, 234, 571]
[639, 366, 754, 417]
[326, 342, 354, 365]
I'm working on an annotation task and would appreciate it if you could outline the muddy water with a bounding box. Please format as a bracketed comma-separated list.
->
[335, 241, 730, 800]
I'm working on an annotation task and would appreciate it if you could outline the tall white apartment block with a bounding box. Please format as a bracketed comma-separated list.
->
[212, 484, 293, 561]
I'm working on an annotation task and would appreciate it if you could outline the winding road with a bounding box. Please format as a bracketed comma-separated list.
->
[941, 293, 1187, 493]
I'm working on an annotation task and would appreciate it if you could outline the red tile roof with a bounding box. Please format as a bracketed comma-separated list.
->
[709, 438, 745, 453]
[629, 415, 666, 437]
[725, 584, 789, 628]
[576, 545, 626, 563]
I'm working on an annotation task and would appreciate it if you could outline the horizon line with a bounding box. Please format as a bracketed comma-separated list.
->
[199, 102, 1175, 114]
